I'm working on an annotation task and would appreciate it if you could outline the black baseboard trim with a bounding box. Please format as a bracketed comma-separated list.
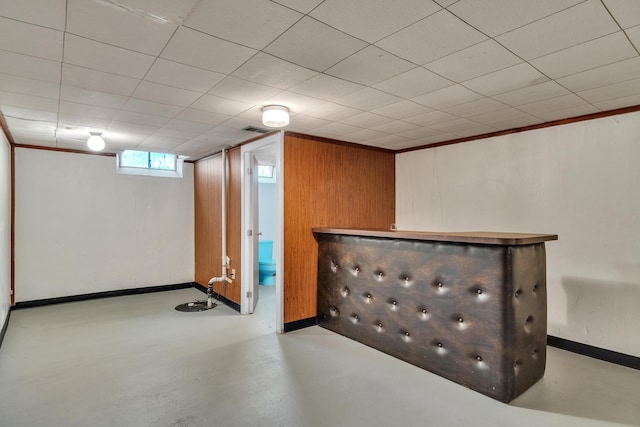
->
[13, 283, 195, 310]
[192, 284, 241, 313]
[547, 335, 640, 371]
[284, 317, 317, 332]
[0, 309, 10, 350]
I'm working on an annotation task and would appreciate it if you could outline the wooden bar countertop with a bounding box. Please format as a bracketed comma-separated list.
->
[312, 227, 558, 246]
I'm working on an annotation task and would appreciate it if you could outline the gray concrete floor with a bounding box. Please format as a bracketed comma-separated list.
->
[1, 286, 639, 427]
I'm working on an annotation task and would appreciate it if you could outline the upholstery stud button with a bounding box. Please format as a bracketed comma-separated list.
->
[438, 282, 443, 288]
[422, 309, 427, 313]
[392, 301, 397, 306]
[476, 356, 482, 362]
[437, 342, 443, 348]
[458, 317, 464, 323]
[405, 332, 410, 336]
[476, 289, 483, 295]
[378, 322, 383, 328]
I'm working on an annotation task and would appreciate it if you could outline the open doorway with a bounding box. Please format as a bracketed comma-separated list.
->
[240, 132, 284, 332]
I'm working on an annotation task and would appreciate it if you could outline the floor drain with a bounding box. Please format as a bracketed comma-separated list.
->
[175, 301, 217, 312]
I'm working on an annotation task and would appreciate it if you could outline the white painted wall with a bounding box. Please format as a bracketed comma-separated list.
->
[0, 132, 10, 328]
[14, 148, 194, 302]
[396, 112, 640, 357]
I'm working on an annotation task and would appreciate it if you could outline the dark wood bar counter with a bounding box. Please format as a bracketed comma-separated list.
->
[313, 227, 557, 402]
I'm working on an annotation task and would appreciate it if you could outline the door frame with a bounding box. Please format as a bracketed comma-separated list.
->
[240, 131, 284, 333]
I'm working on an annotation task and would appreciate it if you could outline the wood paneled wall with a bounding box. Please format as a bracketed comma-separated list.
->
[194, 150, 242, 304]
[283, 134, 396, 323]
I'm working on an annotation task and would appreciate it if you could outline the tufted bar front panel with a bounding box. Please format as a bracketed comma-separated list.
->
[315, 233, 549, 402]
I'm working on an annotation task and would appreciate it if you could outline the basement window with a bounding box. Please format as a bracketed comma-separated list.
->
[257, 165, 273, 178]
[117, 150, 183, 178]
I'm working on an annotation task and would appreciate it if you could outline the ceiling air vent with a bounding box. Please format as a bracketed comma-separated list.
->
[243, 126, 269, 134]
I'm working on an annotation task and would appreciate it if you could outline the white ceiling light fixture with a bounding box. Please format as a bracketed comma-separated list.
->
[87, 132, 106, 152]
[262, 105, 289, 128]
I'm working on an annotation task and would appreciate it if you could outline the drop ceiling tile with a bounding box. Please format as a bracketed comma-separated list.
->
[161, 27, 257, 74]
[153, 127, 200, 140]
[462, 63, 549, 96]
[6, 116, 55, 133]
[397, 126, 443, 140]
[59, 101, 120, 121]
[0, 0, 66, 30]
[625, 25, 640, 51]
[283, 114, 330, 131]
[66, 0, 177, 55]
[496, 0, 619, 60]
[326, 46, 415, 86]
[145, 59, 225, 93]
[232, 53, 318, 90]
[412, 84, 482, 109]
[491, 115, 544, 131]
[531, 32, 637, 79]
[434, 0, 458, 7]
[137, 136, 189, 152]
[447, 124, 496, 138]
[448, 0, 583, 37]
[425, 40, 522, 83]
[371, 100, 433, 120]
[58, 114, 112, 130]
[208, 77, 281, 104]
[376, 10, 487, 64]
[163, 119, 213, 133]
[123, 98, 184, 118]
[64, 34, 155, 79]
[271, 0, 324, 13]
[175, 109, 231, 126]
[404, 110, 458, 126]
[289, 74, 364, 101]
[102, 132, 147, 146]
[493, 81, 571, 107]
[190, 94, 253, 116]
[108, 121, 160, 136]
[534, 104, 599, 122]
[185, 0, 302, 50]
[370, 120, 422, 135]
[114, 111, 170, 127]
[312, 122, 363, 138]
[469, 107, 538, 127]
[304, 102, 362, 121]
[262, 91, 325, 114]
[207, 125, 253, 139]
[12, 129, 56, 146]
[369, 134, 414, 149]
[442, 98, 508, 117]
[264, 16, 368, 72]
[0, 74, 59, 99]
[310, 0, 441, 43]
[133, 81, 202, 107]
[60, 85, 129, 109]
[334, 88, 402, 110]
[1, 106, 58, 123]
[62, 64, 139, 97]
[374, 67, 453, 99]
[428, 118, 490, 133]
[0, 50, 61, 83]
[518, 94, 591, 116]
[558, 57, 640, 92]
[340, 112, 394, 128]
[0, 90, 58, 112]
[593, 93, 640, 111]
[603, 0, 640, 29]
[341, 128, 388, 141]
[0, 16, 63, 61]
[578, 77, 640, 103]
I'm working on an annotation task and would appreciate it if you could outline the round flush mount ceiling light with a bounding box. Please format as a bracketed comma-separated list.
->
[87, 132, 105, 151]
[262, 105, 289, 128]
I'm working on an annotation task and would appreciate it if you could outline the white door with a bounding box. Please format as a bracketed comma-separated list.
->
[248, 154, 260, 313]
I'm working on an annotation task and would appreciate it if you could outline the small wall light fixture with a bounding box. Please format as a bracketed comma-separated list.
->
[261, 105, 289, 128]
[87, 131, 105, 151]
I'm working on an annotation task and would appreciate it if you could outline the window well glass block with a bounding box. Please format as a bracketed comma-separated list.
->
[150, 152, 176, 171]
[120, 150, 150, 168]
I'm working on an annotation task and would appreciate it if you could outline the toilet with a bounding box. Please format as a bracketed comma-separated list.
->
[258, 240, 276, 285]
